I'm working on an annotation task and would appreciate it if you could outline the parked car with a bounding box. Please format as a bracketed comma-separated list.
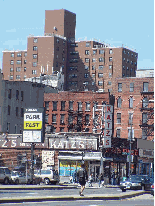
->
[120, 175, 149, 192]
[11, 171, 42, 185]
[0, 167, 11, 184]
[142, 177, 154, 191]
[151, 183, 154, 196]
[34, 169, 59, 185]
[11, 171, 31, 184]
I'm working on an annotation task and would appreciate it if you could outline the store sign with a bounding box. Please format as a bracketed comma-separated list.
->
[49, 137, 97, 150]
[23, 108, 44, 143]
[139, 149, 154, 158]
[42, 151, 54, 168]
[102, 137, 111, 148]
[104, 105, 113, 140]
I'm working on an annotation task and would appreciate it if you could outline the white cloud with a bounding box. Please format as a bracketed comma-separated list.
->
[6, 28, 16, 33]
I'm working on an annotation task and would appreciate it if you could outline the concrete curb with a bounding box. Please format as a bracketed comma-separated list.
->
[0, 191, 151, 203]
[0, 185, 77, 190]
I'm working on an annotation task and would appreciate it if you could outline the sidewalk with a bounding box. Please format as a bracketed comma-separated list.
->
[0, 190, 150, 203]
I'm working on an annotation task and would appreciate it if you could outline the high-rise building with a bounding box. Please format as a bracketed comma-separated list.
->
[2, 9, 138, 93]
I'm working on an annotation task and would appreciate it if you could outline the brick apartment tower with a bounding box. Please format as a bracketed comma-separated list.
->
[2, 9, 138, 93]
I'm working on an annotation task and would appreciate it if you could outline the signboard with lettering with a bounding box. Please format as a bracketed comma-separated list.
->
[104, 105, 113, 140]
[102, 137, 111, 148]
[42, 150, 54, 168]
[23, 108, 44, 143]
[49, 137, 97, 150]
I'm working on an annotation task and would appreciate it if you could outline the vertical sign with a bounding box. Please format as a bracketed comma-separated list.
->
[23, 108, 44, 143]
[103, 105, 113, 148]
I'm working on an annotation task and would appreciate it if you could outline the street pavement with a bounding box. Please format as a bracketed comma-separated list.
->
[0, 183, 151, 204]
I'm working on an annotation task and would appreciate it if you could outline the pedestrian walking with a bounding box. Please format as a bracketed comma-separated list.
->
[88, 173, 93, 187]
[98, 173, 103, 187]
[77, 163, 88, 196]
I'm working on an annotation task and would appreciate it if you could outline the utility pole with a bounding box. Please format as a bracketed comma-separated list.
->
[129, 114, 133, 177]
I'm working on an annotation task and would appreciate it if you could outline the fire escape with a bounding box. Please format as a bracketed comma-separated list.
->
[139, 88, 154, 139]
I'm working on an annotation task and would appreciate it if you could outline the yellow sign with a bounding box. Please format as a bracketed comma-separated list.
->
[24, 121, 42, 130]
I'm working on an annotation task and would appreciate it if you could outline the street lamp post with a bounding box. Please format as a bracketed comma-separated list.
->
[129, 114, 133, 177]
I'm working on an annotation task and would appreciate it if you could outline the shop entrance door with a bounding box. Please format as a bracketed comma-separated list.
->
[89, 163, 100, 182]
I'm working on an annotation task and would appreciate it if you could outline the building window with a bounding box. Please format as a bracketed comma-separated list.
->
[118, 83, 122, 92]
[142, 97, 149, 108]
[117, 113, 121, 124]
[11, 53, 14, 57]
[109, 57, 112, 62]
[24, 67, 26, 72]
[98, 73, 103, 78]
[86, 42, 90, 47]
[92, 73, 95, 79]
[32, 70, 37, 74]
[61, 101, 65, 111]
[15, 125, 18, 134]
[93, 50, 97, 55]
[129, 97, 133, 108]
[17, 53, 21, 57]
[24, 52, 27, 57]
[92, 58, 96, 62]
[142, 129, 147, 140]
[85, 58, 89, 63]
[69, 58, 78, 63]
[68, 114, 73, 124]
[45, 114, 49, 124]
[60, 127, 64, 132]
[10, 60, 14, 65]
[92, 65, 95, 70]
[99, 57, 104, 62]
[142, 113, 147, 124]
[8, 89, 12, 99]
[99, 50, 104, 54]
[10, 75, 13, 80]
[16, 75, 20, 80]
[33, 46, 37, 51]
[21, 108, 24, 117]
[84, 73, 89, 78]
[123, 58, 125, 62]
[108, 81, 111, 85]
[129, 113, 133, 125]
[123, 65, 125, 70]
[33, 54, 37, 59]
[69, 101, 73, 110]
[116, 129, 120, 138]
[99, 65, 103, 70]
[16, 107, 18, 117]
[85, 65, 89, 70]
[32, 62, 37, 67]
[16, 60, 21, 65]
[52, 101, 57, 111]
[10, 68, 13, 72]
[98, 81, 103, 86]
[21, 91, 24, 101]
[8, 105, 11, 115]
[45, 101, 49, 110]
[69, 66, 77, 71]
[130, 83, 134, 92]
[52, 114, 57, 123]
[143, 82, 148, 92]
[85, 50, 89, 55]
[60, 114, 65, 124]
[68, 81, 77, 87]
[109, 49, 113, 54]
[86, 102, 90, 111]
[117, 97, 122, 108]
[7, 122, 10, 133]
[109, 73, 112, 78]
[109, 65, 112, 70]
[94, 102, 98, 110]
[78, 102, 82, 111]
[33, 38, 38, 43]
[16, 67, 21, 72]
[16, 90, 19, 100]
[85, 114, 89, 125]
[84, 81, 89, 86]
[69, 74, 77, 78]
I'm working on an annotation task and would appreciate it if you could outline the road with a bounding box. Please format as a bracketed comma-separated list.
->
[0, 186, 131, 198]
[0, 194, 153, 206]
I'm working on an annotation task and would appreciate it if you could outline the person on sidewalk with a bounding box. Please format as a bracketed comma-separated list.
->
[98, 173, 103, 187]
[88, 173, 93, 187]
[77, 163, 88, 196]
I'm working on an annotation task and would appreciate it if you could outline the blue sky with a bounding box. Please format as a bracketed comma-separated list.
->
[0, 0, 154, 70]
